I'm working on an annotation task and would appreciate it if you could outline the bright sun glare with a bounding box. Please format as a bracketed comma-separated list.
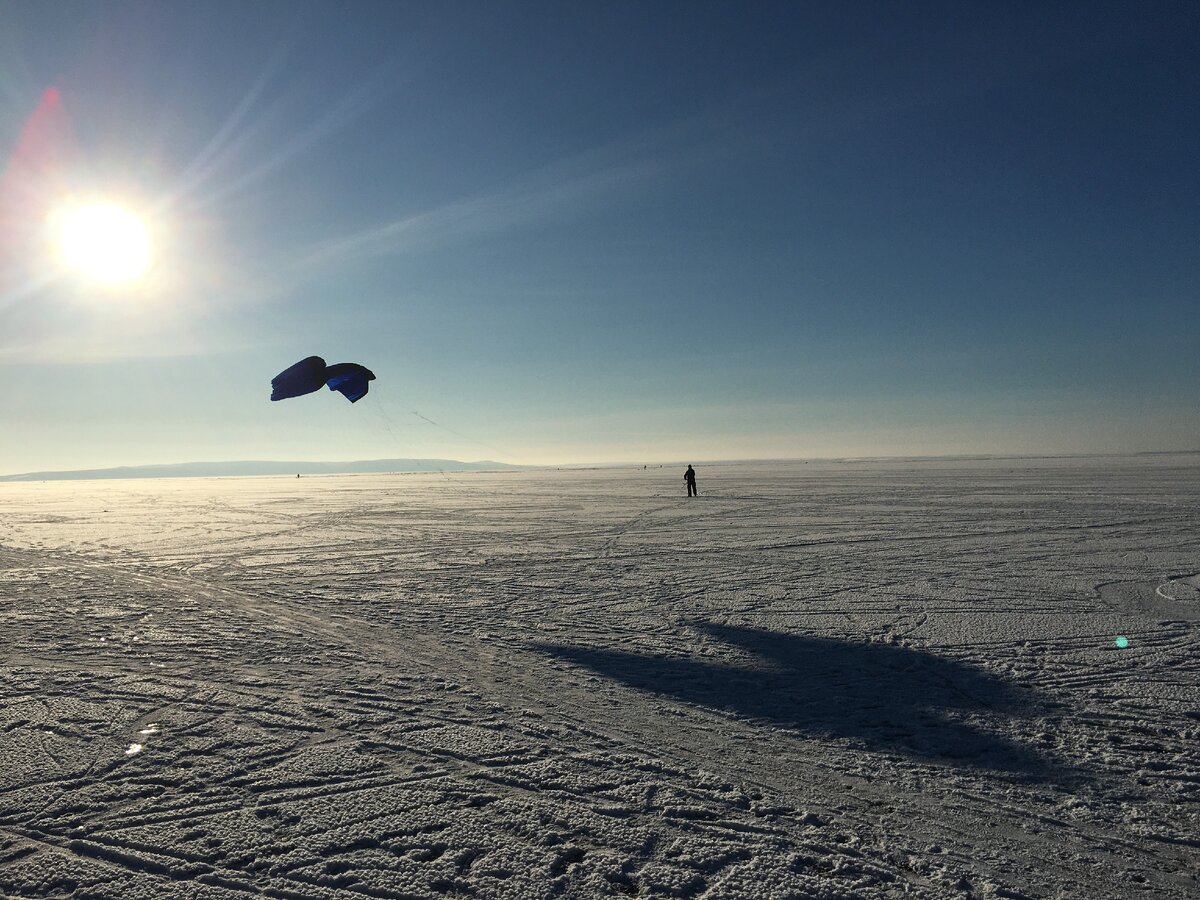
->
[50, 201, 152, 285]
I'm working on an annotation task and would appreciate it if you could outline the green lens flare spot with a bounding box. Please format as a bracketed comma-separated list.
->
[1114, 636, 1130, 649]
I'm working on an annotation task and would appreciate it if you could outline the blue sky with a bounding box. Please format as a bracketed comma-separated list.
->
[1, 1, 1196, 473]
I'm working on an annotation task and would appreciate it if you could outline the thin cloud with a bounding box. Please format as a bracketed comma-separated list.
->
[166, 41, 294, 210]
[299, 155, 664, 272]
[287, 99, 745, 278]
[205, 57, 411, 208]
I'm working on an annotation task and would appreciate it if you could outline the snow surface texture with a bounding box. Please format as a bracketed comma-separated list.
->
[0, 458, 1197, 899]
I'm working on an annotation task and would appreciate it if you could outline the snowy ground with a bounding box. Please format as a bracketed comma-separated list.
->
[1, 458, 1197, 899]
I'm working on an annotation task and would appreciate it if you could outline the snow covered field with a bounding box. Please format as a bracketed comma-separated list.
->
[1, 458, 1197, 899]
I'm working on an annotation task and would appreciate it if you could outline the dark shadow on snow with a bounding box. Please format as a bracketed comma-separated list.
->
[534, 623, 1060, 776]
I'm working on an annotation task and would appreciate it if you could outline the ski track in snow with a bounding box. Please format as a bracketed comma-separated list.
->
[0, 458, 1197, 899]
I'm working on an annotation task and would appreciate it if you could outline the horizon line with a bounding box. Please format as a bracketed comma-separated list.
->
[3, 449, 1199, 482]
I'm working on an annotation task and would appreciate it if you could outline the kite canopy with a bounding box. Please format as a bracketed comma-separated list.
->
[271, 356, 376, 403]
[323, 362, 376, 403]
[270, 356, 328, 401]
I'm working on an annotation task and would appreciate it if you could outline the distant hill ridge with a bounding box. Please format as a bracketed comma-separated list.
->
[0, 459, 527, 482]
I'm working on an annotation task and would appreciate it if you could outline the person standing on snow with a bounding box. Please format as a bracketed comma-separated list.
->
[684, 464, 697, 497]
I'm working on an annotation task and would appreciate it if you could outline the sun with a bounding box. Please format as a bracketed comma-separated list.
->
[49, 201, 152, 285]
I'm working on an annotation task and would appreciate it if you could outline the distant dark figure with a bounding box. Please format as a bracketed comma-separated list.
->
[684, 464, 697, 497]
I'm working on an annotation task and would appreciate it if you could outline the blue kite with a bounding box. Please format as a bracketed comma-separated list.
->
[271, 356, 376, 403]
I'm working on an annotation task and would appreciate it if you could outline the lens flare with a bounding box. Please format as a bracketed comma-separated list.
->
[1114, 635, 1130, 649]
[50, 201, 152, 284]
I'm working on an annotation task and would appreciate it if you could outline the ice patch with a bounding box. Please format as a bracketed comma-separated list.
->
[124, 743, 143, 756]
[1156, 574, 1200, 603]
[1097, 577, 1200, 622]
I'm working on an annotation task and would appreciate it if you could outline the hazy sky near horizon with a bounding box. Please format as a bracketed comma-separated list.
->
[1, 1, 1197, 473]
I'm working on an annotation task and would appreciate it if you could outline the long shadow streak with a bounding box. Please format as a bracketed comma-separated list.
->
[534, 623, 1060, 776]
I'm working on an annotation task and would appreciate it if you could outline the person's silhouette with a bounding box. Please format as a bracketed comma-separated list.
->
[684, 464, 697, 497]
